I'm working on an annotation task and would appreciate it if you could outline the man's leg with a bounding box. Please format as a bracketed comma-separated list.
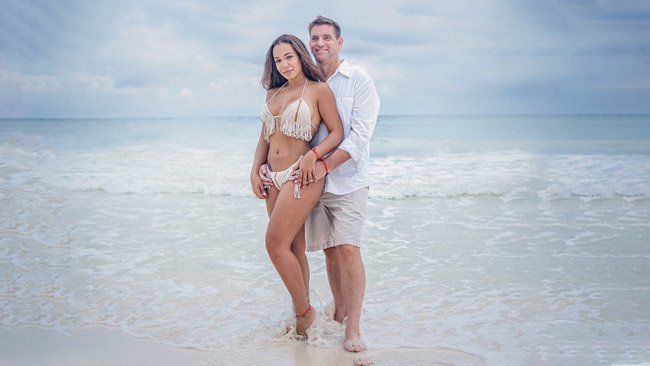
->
[322, 188, 368, 352]
[324, 246, 346, 322]
[338, 244, 366, 352]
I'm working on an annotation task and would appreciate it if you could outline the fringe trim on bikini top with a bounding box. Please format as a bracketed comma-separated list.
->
[260, 80, 313, 143]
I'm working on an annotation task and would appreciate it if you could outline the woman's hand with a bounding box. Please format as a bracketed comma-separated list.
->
[299, 151, 317, 187]
[258, 164, 273, 187]
[250, 168, 268, 199]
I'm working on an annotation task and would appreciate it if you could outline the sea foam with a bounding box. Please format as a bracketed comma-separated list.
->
[4, 139, 648, 201]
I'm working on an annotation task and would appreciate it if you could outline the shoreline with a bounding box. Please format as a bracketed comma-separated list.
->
[0, 326, 485, 366]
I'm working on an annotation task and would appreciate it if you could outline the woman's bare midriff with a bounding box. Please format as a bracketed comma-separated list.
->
[267, 134, 310, 171]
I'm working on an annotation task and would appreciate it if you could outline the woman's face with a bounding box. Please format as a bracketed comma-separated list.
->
[272, 42, 302, 81]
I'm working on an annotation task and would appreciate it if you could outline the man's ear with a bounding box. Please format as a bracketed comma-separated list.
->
[338, 36, 344, 50]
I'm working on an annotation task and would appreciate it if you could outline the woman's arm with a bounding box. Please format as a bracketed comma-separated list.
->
[299, 83, 343, 185]
[250, 126, 270, 199]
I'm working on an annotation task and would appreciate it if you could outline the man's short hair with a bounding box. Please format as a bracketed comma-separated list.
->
[308, 15, 341, 39]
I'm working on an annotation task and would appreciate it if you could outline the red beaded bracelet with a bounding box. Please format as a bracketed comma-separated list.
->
[311, 148, 320, 160]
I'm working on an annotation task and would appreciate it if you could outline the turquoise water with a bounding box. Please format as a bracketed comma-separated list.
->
[3, 114, 649, 153]
[373, 114, 650, 155]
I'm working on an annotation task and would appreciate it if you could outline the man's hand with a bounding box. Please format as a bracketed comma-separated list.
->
[291, 160, 327, 187]
[299, 152, 317, 187]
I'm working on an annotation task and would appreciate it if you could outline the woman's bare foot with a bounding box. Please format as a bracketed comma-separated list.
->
[344, 328, 367, 352]
[295, 305, 316, 337]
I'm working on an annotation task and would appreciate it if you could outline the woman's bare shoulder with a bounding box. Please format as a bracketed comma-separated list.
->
[265, 87, 279, 101]
[312, 81, 334, 98]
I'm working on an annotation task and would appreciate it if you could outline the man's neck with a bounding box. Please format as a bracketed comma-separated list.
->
[320, 58, 343, 81]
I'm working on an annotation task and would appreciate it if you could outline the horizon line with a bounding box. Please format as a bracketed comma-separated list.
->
[2, 112, 650, 120]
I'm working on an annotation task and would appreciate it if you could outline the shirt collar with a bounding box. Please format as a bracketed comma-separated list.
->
[330, 59, 352, 79]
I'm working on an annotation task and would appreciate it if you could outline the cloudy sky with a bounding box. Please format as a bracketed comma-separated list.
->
[1, 0, 649, 118]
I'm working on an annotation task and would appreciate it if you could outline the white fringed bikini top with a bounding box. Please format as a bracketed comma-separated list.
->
[260, 80, 316, 142]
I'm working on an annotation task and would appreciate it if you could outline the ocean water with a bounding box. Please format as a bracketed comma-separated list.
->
[1, 115, 649, 365]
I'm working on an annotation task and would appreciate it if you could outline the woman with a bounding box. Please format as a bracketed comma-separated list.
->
[249, 34, 343, 336]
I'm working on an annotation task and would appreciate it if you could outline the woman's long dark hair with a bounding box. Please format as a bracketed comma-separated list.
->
[262, 34, 323, 90]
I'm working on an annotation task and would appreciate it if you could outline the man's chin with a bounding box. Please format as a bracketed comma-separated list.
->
[315, 55, 329, 64]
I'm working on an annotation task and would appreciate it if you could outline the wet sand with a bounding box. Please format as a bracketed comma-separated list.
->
[0, 326, 485, 366]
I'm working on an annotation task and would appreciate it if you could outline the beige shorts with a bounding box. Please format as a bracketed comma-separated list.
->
[305, 187, 369, 252]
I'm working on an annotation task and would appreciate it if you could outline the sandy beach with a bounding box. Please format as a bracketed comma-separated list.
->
[0, 326, 485, 366]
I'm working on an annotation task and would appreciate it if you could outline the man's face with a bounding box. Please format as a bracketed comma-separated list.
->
[309, 24, 342, 64]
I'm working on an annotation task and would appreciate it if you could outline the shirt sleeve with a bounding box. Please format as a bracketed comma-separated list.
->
[338, 75, 380, 161]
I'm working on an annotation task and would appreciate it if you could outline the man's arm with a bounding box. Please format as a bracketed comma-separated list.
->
[336, 76, 380, 164]
[310, 148, 351, 182]
[306, 74, 380, 183]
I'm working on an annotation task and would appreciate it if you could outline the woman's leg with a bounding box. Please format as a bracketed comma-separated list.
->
[265, 179, 324, 335]
[291, 224, 309, 299]
[265, 185, 309, 297]
[265, 186, 280, 216]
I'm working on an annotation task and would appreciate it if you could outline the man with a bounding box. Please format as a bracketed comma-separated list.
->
[259, 15, 379, 352]
[303, 15, 379, 353]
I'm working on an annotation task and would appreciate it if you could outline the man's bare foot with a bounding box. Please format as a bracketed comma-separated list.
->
[326, 302, 347, 323]
[344, 328, 367, 352]
[295, 305, 316, 337]
[353, 358, 374, 366]
[334, 308, 347, 323]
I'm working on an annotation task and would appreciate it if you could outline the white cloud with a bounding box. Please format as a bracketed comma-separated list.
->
[1, 0, 649, 117]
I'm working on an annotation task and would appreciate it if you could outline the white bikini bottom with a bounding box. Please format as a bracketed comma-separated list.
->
[266, 156, 302, 199]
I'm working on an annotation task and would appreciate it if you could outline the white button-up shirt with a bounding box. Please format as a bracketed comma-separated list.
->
[311, 60, 380, 195]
